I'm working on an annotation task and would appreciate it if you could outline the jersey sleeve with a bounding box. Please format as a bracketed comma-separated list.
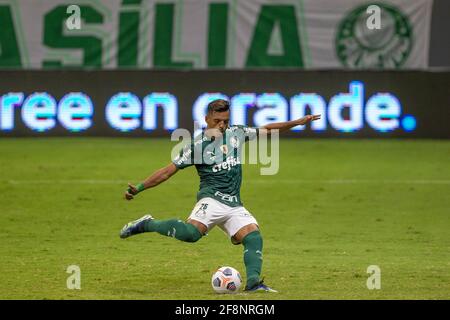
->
[172, 142, 195, 169]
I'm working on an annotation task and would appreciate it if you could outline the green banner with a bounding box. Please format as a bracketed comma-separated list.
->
[0, 0, 432, 69]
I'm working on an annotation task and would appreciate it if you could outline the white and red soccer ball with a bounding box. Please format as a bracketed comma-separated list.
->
[211, 266, 242, 293]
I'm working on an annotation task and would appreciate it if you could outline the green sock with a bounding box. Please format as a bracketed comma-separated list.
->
[242, 230, 263, 288]
[143, 219, 202, 243]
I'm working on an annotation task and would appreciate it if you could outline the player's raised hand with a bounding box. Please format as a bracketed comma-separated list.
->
[125, 183, 138, 200]
[299, 114, 321, 125]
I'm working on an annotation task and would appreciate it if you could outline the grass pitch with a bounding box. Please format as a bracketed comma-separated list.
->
[0, 138, 449, 300]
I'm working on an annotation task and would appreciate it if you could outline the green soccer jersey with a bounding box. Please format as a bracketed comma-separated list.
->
[172, 125, 259, 207]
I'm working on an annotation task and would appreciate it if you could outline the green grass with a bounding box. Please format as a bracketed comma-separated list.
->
[0, 138, 449, 299]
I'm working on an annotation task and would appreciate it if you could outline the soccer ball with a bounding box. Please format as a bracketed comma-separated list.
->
[211, 266, 242, 294]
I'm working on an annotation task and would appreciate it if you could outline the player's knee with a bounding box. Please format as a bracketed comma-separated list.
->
[179, 230, 201, 242]
[242, 230, 262, 248]
[185, 233, 202, 243]
[181, 224, 203, 243]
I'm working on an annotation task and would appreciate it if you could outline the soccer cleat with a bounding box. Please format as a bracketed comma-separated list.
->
[120, 214, 153, 239]
[244, 279, 278, 293]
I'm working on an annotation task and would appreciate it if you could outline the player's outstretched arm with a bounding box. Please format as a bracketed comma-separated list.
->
[260, 114, 321, 134]
[125, 163, 178, 200]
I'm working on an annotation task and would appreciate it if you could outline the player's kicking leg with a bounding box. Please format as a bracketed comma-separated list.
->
[120, 214, 202, 243]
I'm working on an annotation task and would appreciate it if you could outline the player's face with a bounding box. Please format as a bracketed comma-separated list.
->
[205, 111, 230, 136]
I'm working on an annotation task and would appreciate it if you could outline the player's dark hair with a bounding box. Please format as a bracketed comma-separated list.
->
[207, 99, 230, 114]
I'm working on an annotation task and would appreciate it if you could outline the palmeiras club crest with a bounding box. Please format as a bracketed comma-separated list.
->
[335, 3, 413, 68]
[229, 136, 240, 149]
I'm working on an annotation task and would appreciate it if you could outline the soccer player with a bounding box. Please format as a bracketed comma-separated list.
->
[120, 99, 320, 292]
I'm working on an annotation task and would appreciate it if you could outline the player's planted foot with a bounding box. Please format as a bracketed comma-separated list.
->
[244, 279, 278, 293]
[120, 214, 154, 239]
